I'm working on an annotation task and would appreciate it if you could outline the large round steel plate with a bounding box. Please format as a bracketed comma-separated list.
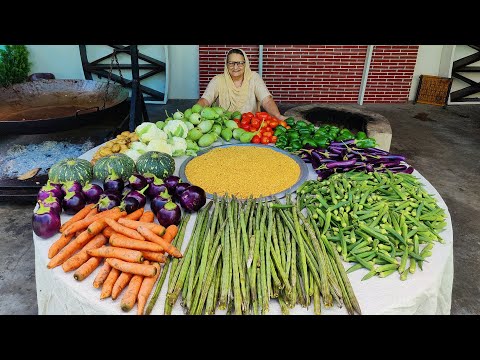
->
[178, 143, 309, 201]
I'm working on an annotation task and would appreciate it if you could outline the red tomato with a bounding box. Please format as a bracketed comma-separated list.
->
[251, 135, 261, 144]
[269, 119, 279, 128]
[278, 120, 288, 128]
[264, 126, 272, 132]
[243, 112, 254, 119]
[256, 112, 269, 120]
[262, 131, 273, 138]
[271, 136, 277, 143]
[242, 125, 251, 132]
[261, 136, 270, 144]
[240, 118, 250, 126]
[250, 117, 261, 128]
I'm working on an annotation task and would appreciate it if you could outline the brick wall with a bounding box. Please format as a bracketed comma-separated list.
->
[363, 45, 419, 103]
[199, 45, 419, 103]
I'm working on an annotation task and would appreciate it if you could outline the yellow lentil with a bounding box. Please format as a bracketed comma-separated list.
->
[184, 146, 301, 199]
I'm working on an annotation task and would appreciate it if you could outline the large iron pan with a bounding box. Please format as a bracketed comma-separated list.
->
[0, 79, 129, 134]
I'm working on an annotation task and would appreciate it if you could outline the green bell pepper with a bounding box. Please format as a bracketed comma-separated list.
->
[274, 125, 287, 137]
[356, 131, 367, 140]
[313, 135, 329, 148]
[290, 139, 303, 151]
[287, 131, 300, 141]
[356, 138, 377, 148]
[302, 137, 318, 147]
[285, 117, 296, 126]
[295, 120, 308, 128]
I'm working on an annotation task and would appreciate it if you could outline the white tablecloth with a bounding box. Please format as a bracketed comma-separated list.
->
[34, 144, 454, 315]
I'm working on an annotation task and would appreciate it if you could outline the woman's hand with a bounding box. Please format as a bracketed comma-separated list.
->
[276, 114, 288, 121]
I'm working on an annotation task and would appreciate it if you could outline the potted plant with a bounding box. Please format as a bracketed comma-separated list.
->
[0, 45, 32, 87]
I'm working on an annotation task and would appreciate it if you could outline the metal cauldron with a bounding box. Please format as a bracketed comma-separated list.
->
[0, 79, 129, 134]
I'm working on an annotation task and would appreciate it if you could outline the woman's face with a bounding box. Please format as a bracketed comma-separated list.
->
[227, 53, 246, 78]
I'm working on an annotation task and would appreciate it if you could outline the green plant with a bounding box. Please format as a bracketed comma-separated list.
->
[0, 45, 32, 87]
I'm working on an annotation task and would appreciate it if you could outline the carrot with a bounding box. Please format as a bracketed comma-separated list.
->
[102, 227, 117, 238]
[93, 261, 111, 288]
[139, 211, 155, 223]
[141, 251, 166, 263]
[137, 262, 161, 315]
[61, 234, 107, 272]
[73, 256, 102, 281]
[100, 267, 121, 299]
[47, 230, 96, 269]
[87, 246, 144, 263]
[111, 272, 134, 300]
[120, 273, 144, 312]
[117, 218, 165, 236]
[60, 204, 96, 232]
[126, 208, 144, 220]
[48, 233, 74, 259]
[137, 226, 182, 258]
[63, 207, 123, 236]
[162, 224, 179, 243]
[103, 218, 145, 241]
[73, 207, 99, 236]
[109, 233, 164, 252]
[106, 258, 157, 277]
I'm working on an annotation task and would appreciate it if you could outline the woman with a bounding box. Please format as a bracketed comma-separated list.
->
[197, 48, 287, 121]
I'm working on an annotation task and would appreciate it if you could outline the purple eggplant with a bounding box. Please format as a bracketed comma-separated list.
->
[156, 201, 182, 227]
[97, 193, 120, 212]
[61, 180, 83, 197]
[82, 182, 104, 204]
[32, 203, 61, 239]
[174, 182, 191, 201]
[143, 172, 156, 184]
[62, 190, 86, 215]
[104, 170, 124, 195]
[150, 190, 172, 215]
[125, 184, 149, 209]
[147, 175, 168, 199]
[179, 186, 206, 212]
[330, 139, 355, 147]
[39, 193, 62, 214]
[128, 173, 148, 191]
[164, 175, 181, 195]
[316, 169, 334, 180]
[123, 196, 141, 214]
[120, 187, 131, 200]
[38, 181, 64, 201]
[325, 159, 357, 169]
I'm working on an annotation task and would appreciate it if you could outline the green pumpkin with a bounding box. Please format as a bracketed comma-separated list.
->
[48, 158, 93, 186]
[93, 153, 136, 181]
[136, 151, 175, 180]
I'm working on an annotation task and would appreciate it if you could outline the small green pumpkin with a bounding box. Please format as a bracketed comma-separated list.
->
[48, 158, 93, 186]
[136, 151, 175, 180]
[93, 153, 136, 181]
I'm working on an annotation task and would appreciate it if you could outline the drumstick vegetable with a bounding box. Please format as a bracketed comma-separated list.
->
[73, 256, 102, 281]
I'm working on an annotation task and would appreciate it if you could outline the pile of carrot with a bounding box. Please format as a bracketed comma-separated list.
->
[46, 205, 181, 314]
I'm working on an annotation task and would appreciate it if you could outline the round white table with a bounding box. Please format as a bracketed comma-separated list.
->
[34, 144, 454, 315]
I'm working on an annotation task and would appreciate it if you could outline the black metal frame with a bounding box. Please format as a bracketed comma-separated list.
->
[79, 45, 166, 131]
[450, 45, 480, 103]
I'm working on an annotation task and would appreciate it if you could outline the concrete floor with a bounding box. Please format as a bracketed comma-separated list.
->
[1, 101, 479, 315]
